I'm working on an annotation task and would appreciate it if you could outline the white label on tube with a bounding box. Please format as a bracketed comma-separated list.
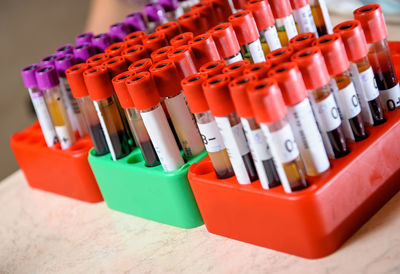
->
[318, 0, 333, 34]
[283, 15, 298, 40]
[248, 39, 266, 64]
[269, 123, 299, 164]
[215, 116, 251, 184]
[225, 53, 243, 65]
[29, 89, 58, 147]
[94, 102, 117, 161]
[141, 105, 184, 172]
[287, 99, 330, 176]
[197, 120, 225, 153]
[164, 92, 204, 156]
[55, 125, 74, 150]
[310, 92, 341, 132]
[241, 118, 272, 189]
[293, 5, 318, 35]
[262, 26, 281, 52]
[379, 83, 400, 112]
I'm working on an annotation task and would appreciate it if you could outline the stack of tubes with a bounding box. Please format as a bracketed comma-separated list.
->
[21, 0, 400, 193]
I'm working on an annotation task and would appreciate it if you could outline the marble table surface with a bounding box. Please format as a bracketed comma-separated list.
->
[1, 170, 400, 273]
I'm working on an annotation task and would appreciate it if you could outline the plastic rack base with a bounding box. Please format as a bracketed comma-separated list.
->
[10, 122, 103, 203]
[188, 109, 400, 259]
[88, 148, 207, 228]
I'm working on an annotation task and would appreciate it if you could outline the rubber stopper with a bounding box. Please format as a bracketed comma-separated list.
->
[86, 53, 110, 67]
[269, 0, 293, 19]
[112, 70, 136, 109]
[200, 60, 226, 77]
[190, 33, 221, 68]
[289, 0, 309, 10]
[156, 21, 181, 40]
[170, 32, 194, 47]
[66, 63, 90, 98]
[229, 75, 258, 118]
[315, 34, 350, 76]
[105, 42, 125, 57]
[210, 23, 241, 59]
[128, 58, 153, 74]
[177, 11, 207, 36]
[151, 46, 173, 63]
[267, 46, 294, 67]
[354, 4, 388, 44]
[229, 11, 260, 46]
[289, 32, 317, 51]
[122, 45, 149, 65]
[142, 32, 168, 53]
[223, 60, 250, 79]
[83, 66, 115, 101]
[202, 74, 236, 117]
[243, 61, 272, 80]
[168, 45, 198, 79]
[181, 73, 210, 114]
[150, 59, 182, 98]
[123, 31, 145, 47]
[126, 71, 161, 111]
[102, 56, 128, 78]
[246, 0, 275, 31]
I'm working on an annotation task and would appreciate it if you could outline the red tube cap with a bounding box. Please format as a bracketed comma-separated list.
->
[151, 46, 173, 63]
[246, 0, 275, 31]
[142, 32, 168, 53]
[191, 1, 218, 30]
[126, 72, 160, 111]
[190, 33, 221, 68]
[269, 0, 293, 19]
[112, 71, 135, 109]
[289, 32, 317, 51]
[128, 58, 153, 73]
[223, 60, 250, 78]
[209, 0, 232, 23]
[243, 61, 272, 80]
[229, 11, 260, 46]
[354, 4, 388, 44]
[83, 66, 115, 101]
[123, 31, 145, 47]
[150, 59, 181, 98]
[170, 32, 194, 47]
[122, 45, 149, 65]
[292, 46, 330, 90]
[315, 34, 350, 76]
[181, 73, 209, 113]
[229, 75, 257, 118]
[86, 53, 110, 67]
[232, 0, 246, 10]
[333, 20, 368, 62]
[210, 23, 241, 59]
[200, 60, 226, 77]
[289, 0, 309, 10]
[65, 63, 89, 98]
[267, 46, 294, 67]
[105, 42, 125, 57]
[202, 74, 235, 117]
[177, 11, 207, 36]
[269, 62, 308, 106]
[248, 78, 287, 124]
[156, 21, 181, 41]
[168, 45, 198, 79]
[102, 56, 128, 78]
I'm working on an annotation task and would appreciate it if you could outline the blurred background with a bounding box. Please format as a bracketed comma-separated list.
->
[1, 0, 400, 180]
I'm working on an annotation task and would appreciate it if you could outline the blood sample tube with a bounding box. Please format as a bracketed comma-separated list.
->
[209, 0, 232, 23]
[229, 75, 281, 188]
[66, 64, 109, 155]
[316, 34, 367, 142]
[112, 71, 160, 166]
[170, 32, 194, 48]
[243, 61, 271, 80]
[222, 60, 250, 79]
[142, 32, 168, 54]
[35, 66, 75, 149]
[182, 73, 234, 179]
[168, 45, 198, 78]
[91, 33, 112, 53]
[76, 32, 93, 46]
[309, 0, 332, 36]
[191, 1, 218, 30]
[104, 42, 125, 58]
[177, 11, 207, 36]
[246, 0, 282, 54]
[83, 66, 131, 160]
[122, 45, 149, 65]
[86, 53, 110, 67]
[125, 12, 147, 33]
[266, 46, 294, 67]
[248, 78, 308, 192]
[129, 58, 153, 74]
[155, 22, 181, 41]
[123, 31, 145, 47]
[109, 22, 131, 42]
[74, 43, 94, 63]
[203, 74, 258, 184]
[145, 3, 167, 33]
[151, 46, 173, 63]
[55, 44, 74, 57]
[333, 20, 385, 126]
[290, 0, 318, 36]
[41, 54, 58, 67]
[269, 62, 330, 176]
[229, 11, 266, 64]
[103, 56, 128, 78]
[126, 72, 184, 171]
[21, 64, 57, 147]
[55, 54, 88, 137]
[159, 0, 181, 21]
[292, 47, 349, 158]
[289, 32, 316, 51]
[210, 23, 243, 65]
[200, 60, 225, 77]
[189, 33, 221, 69]
[150, 60, 205, 157]
[354, 4, 400, 112]
[269, 0, 299, 46]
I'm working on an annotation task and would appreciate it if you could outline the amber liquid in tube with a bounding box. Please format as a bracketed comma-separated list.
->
[310, 0, 328, 36]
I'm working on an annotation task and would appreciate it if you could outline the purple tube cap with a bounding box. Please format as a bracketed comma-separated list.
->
[109, 22, 130, 42]
[41, 54, 58, 67]
[55, 44, 74, 57]
[21, 64, 40, 89]
[76, 32, 94, 46]
[55, 54, 75, 78]
[35, 66, 60, 90]
[144, 3, 166, 23]
[92, 33, 112, 52]
[125, 12, 147, 32]
[74, 43, 94, 63]
[159, 0, 179, 12]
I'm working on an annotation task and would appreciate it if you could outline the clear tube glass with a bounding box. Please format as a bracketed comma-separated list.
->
[275, 15, 298, 46]
[292, 4, 318, 35]
[240, 39, 266, 64]
[224, 52, 244, 65]
[260, 26, 282, 55]
[310, 0, 332, 36]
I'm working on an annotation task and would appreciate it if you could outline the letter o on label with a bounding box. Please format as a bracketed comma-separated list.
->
[352, 95, 359, 107]
[285, 139, 294, 153]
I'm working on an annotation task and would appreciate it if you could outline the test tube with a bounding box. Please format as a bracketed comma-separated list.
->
[66, 64, 109, 155]
[168, 45, 198, 78]
[222, 60, 250, 78]
[189, 33, 221, 69]
[122, 45, 149, 65]
[315, 34, 367, 142]
[266, 46, 294, 67]
[229, 75, 281, 188]
[55, 44, 74, 57]
[126, 72, 185, 171]
[269, 0, 299, 46]
[155, 22, 181, 41]
[150, 59, 204, 157]
[123, 31, 145, 47]
[191, 1, 219, 30]
[269, 62, 330, 176]
[246, 0, 282, 54]
[35, 66, 76, 149]
[229, 11, 266, 64]
[105, 42, 125, 57]
[248, 78, 308, 192]
[170, 32, 194, 48]
[182, 73, 235, 179]
[91, 33, 112, 53]
[109, 22, 131, 42]
[55, 54, 88, 137]
[83, 66, 131, 160]
[76, 32, 93, 46]
[292, 47, 349, 158]
[142, 32, 169, 54]
[112, 71, 160, 166]
[41, 54, 58, 67]
[210, 23, 243, 65]
[354, 4, 400, 112]
[103, 56, 128, 78]
[151, 46, 173, 63]
[129, 58, 153, 74]
[199, 60, 226, 78]
[333, 20, 386, 126]
[203, 74, 258, 185]
[290, 0, 318, 36]
[309, 0, 333, 36]
[125, 12, 147, 33]
[243, 61, 271, 80]
[74, 43, 94, 63]
[177, 11, 207, 36]
[159, 0, 181, 21]
[21, 64, 57, 147]
[289, 32, 317, 51]
[144, 3, 167, 33]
